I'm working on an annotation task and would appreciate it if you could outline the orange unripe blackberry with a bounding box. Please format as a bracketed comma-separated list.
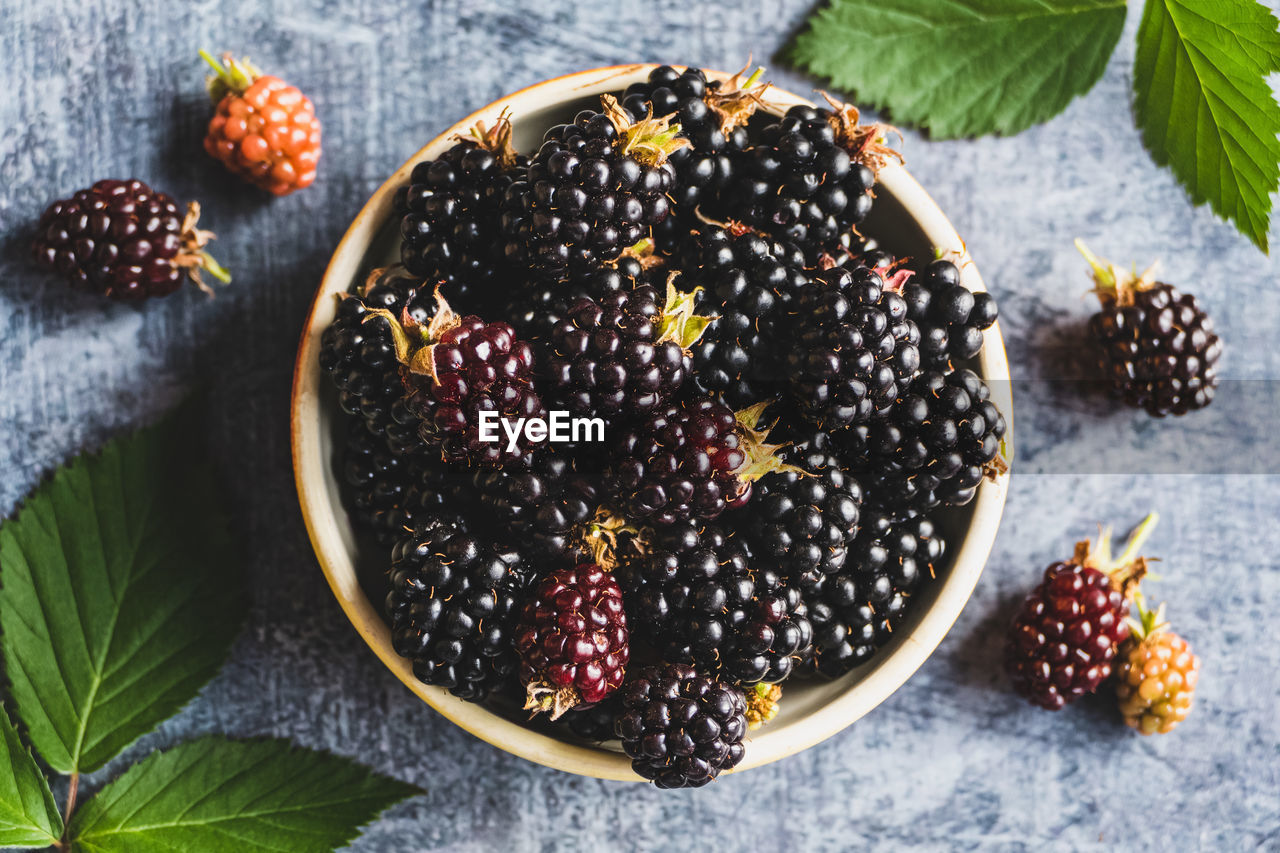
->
[1116, 599, 1200, 735]
[200, 50, 321, 195]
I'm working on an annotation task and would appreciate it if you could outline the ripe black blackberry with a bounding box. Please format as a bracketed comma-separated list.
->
[340, 419, 420, 546]
[1078, 242, 1222, 416]
[617, 520, 812, 684]
[805, 512, 944, 677]
[318, 267, 430, 455]
[544, 280, 710, 420]
[902, 258, 999, 368]
[723, 100, 900, 253]
[608, 397, 794, 525]
[679, 225, 811, 407]
[615, 663, 747, 787]
[785, 264, 921, 428]
[561, 693, 623, 742]
[386, 516, 530, 701]
[844, 368, 1007, 518]
[32, 178, 230, 300]
[501, 96, 685, 279]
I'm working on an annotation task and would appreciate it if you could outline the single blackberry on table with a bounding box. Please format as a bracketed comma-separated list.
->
[678, 225, 812, 407]
[1115, 597, 1200, 735]
[785, 264, 921, 428]
[804, 511, 944, 677]
[396, 115, 526, 313]
[843, 367, 1007, 518]
[318, 267, 430, 453]
[32, 178, 230, 300]
[1005, 514, 1157, 711]
[1077, 241, 1222, 416]
[368, 290, 546, 467]
[544, 279, 711, 420]
[615, 663, 747, 788]
[723, 99, 900, 253]
[387, 516, 529, 701]
[608, 398, 796, 526]
[515, 563, 630, 718]
[902, 258, 999, 368]
[501, 95, 686, 279]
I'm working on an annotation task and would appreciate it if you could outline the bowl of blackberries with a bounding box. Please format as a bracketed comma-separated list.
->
[293, 64, 1012, 787]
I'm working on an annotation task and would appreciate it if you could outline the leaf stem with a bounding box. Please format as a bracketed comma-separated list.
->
[55, 772, 79, 849]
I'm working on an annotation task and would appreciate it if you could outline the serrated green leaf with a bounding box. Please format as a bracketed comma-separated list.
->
[788, 0, 1126, 138]
[0, 704, 61, 848]
[68, 737, 422, 853]
[1133, 0, 1280, 252]
[0, 404, 246, 774]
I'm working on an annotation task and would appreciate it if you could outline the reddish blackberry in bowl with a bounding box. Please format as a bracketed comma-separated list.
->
[387, 516, 530, 701]
[785, 264, 921, 428]
[902, 258, 999, 368]
[32, 178, 230, 300]
[515, 563, 629, 718]
[1077, 242, 1222, 416]
[724, 99, 900, 253]
[844, 367, 1007, 518]
[804, 511, 943, 677]
[544, 279, 711, 420]
[501, 95, 686, 279]
[396, 115, 526, 313]
[608, 398, 795, 526]
[615, 663, 747, 788]
[1005, 513, 1156, 710]
[369, 290, 546, 467]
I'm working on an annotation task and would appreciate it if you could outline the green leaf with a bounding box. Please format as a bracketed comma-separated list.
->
[68, 737, 422, 853]
[0, 704, 62, 848]
[788, 0, 1126, 138]
[1133, 0, 1280, 252]
[0, 404, 245, 774]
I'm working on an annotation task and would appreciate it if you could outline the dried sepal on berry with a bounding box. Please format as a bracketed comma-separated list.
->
[600, 94, 693, 167]
[575, 507, 641, 572]
[1116, 595, 1200, 735]
[455, 108, 521, 170]
[745, 683, 782, 730]
[819, 91, 904, 175]
[1076, 239, 1161, 309]
[655, 274, 717, 350]
[706, 63, 771, 131]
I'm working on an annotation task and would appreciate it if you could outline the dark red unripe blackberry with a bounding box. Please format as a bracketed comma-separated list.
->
[370, 291, 546, 468]
[615, 663, 747, 788]
[902, 258, 999, 368]
[785, 264, 921, 427]
[544, 281, 710, 420]
[387, 516, 529, 701]
[396, 116, 526, 313]
[32, 178, 230, 300]
[501, 96, 685, 279]
[1005, 514, 1157, 710]
[1078, 242, 1222, 416]
[804, 511, 943, 677]
[844, 368, 1007, 518]
[515, 564, 629, 718]
[608, 397, 793, 526]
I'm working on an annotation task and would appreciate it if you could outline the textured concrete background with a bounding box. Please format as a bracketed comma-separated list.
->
[2, 1, 1279, 850]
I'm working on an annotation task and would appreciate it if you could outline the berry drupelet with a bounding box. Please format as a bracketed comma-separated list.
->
[396, 115, 526, 313]
[502, 95, 686, 279]
[387, 516, 529, 701]
[32, 178, 230, 300]
[1005, 514, 1157, 711]
[1077, 241, 1222, 416]
[200, 50, 321, 195]
[615, 663, 747, 788]
[1115, 597, 1200, 735]
[902, 258, 999, 368]
[804, 511, 943, 677]
[515, 563, 629, 718]
[785, 264, 921, 428]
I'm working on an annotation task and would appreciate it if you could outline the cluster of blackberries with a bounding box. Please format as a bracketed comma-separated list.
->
[318, 65, 1010, 788]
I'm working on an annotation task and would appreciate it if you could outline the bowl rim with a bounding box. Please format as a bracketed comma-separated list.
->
[290, 64, 1012, 782]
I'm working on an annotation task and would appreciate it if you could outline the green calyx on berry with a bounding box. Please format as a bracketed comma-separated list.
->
[819, 91, 904, 175]
[522, 682, 580, 720]
[363, 285, 461, 383]
[457, 108, 521, 171]
[1075, 239, 1160, 308]
[612, 237, 664, 272]
[199, 49, 263, 102]
[655, 274, 716, 350]
[707, 62, 771, 131]
[745, 682, 781, 730]
[1075, 511, 1159, 600]
[1125, 591, 1170, 642]
[175, 202, 231, 294]
[733, 402, 807, 485]
[600, 94, 692, 167]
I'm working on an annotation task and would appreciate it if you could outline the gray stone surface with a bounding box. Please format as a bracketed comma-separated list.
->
[1, 1, 1278, 850]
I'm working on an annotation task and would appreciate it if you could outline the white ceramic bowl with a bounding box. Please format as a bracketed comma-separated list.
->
[291, 65, 1012, 782]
